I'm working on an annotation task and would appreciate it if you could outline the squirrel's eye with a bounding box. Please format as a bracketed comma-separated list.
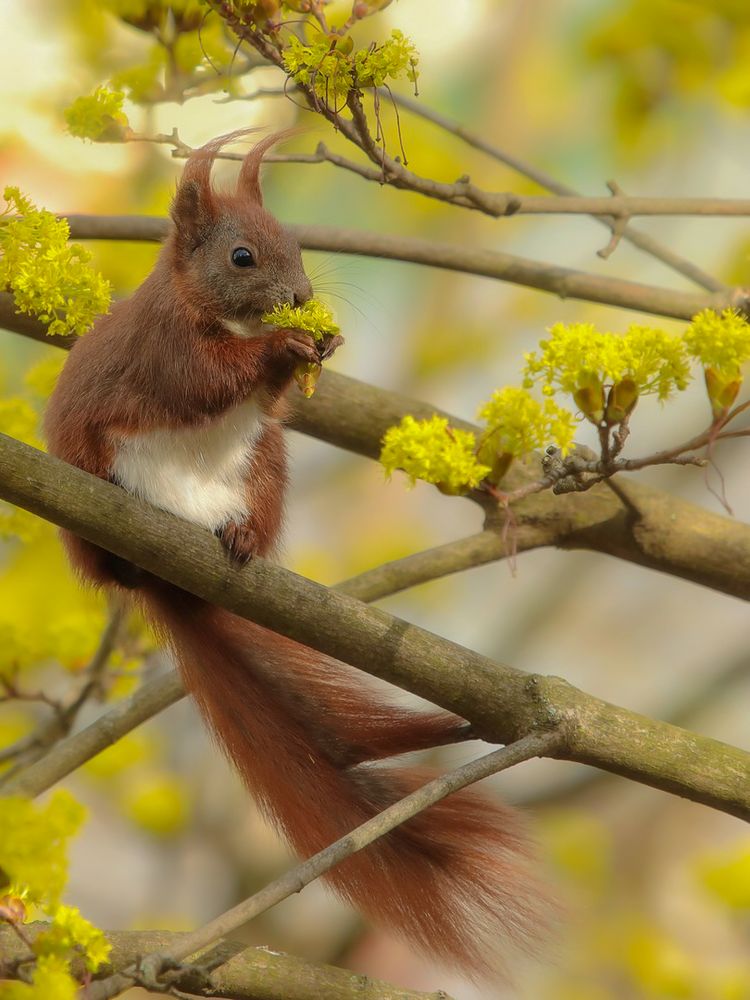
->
[231, 247, 256, 268]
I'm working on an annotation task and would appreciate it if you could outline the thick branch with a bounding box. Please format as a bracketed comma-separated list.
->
[0, 926, 444, 1000]
[3, 298, 750, 601]
[0, 433, 747, 819]
[57, 215, 740, 321]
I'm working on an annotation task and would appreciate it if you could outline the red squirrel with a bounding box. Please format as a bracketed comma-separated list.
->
[45, 131, 547, 976]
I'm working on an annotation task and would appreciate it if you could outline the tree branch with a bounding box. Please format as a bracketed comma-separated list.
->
[375, 89, 725, 292]
[57, 215, 742, 321]
[334, 530, 532, 602]
[0, 926, 447, 1000]
[0, 433, 747, 819]
[219, 81, 724, 292]
[129, 130, 750, 220]
[0, 604, 124, 774]
[3, 297, 750, 601]
[0, 671, 184, 796]
[85, 734, 555, 1000]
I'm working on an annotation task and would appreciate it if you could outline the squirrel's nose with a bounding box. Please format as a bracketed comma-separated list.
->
[293, 277, 313, 307]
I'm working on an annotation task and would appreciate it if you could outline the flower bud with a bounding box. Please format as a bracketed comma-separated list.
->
[705, 367, 742, 420]
[436, 481, 470, 496]
[605, 377, 639, 425]
[573, 373, 605, 425]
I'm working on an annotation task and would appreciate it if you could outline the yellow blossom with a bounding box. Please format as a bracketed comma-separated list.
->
[121, 773, 190, 837]
[684, 308, 750, 376]
[282, 29, 418, 101]
[63, 86, 130, 142]
[261, 298, 339, 342]
[0, 953, 78, 1000]
[524, 322, 691, 401]
[380, 414, 490, 495]
[477, 387, 576, 471]
[695, 839, 750, 911]
[0, 791, 85, 907]
[684, 308, 750, 416]
[35, 905, 111, 973]
[0, 188, 111, 337]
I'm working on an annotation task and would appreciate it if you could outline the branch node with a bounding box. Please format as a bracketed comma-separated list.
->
[598, 179, 630, 259]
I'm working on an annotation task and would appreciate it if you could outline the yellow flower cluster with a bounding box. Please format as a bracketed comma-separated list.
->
[695, 838, 750, 911]
[0, 188, 111, 337]
[63, 86, 130, 142]
[684, 309, 750, 374]
[380, 415, 491, 495]
[0, 791, 84, 906]
[262, 298, 339, 342]
[34, 904, 111, 973]
[282, 29, 418, 100]
[684, 308, 750, 416]
[262, 298, 340, 398]
[523, 322, 691, 400]
[477, 388, 575, 464]
[121, 773, 190, 837]
[84, 732, 191, 838]
[0, 793, 111, 995]
[0, 954, 77, 1000]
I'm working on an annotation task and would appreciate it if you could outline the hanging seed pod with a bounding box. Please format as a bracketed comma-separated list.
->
[294, 361, 323, 399]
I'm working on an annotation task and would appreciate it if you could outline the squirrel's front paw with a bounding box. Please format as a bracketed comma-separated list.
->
[275, 329, 320, 365]
[217, 520, 261, 564]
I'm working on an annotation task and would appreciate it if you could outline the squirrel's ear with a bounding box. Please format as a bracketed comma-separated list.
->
[237, 130, 297, 206]
[170, 176, 216, 248]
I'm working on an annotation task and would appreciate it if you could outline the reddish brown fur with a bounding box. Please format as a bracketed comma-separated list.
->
[45, 131, 549, 976]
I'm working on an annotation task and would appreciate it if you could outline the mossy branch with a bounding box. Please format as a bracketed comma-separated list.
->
[0, 433, 747, 819]
[0, 924, 448, 1000]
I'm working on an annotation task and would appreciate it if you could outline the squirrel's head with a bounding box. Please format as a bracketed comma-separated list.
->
[168, 129, 312, 324]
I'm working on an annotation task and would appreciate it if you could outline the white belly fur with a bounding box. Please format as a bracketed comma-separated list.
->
[111, 398, 266, 531]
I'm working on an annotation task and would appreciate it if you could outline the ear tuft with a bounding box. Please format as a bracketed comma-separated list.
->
[237, 128, 301, 206]
[170, 128, 263, 249]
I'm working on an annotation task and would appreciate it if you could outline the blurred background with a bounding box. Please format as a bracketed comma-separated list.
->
[0, 1, 749, 997]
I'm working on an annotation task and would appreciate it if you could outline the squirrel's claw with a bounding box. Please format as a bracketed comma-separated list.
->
[217, 520, 261, 564]
[318, 333, 345, 361]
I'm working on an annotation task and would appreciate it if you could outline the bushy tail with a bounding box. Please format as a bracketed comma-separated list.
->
[142, 583, 550, 976]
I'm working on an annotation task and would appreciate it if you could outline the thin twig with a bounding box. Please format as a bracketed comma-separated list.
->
[130, 127, 750, 220]
[0, 672, 185, 797]
[56, 215, 736, 321]
[377, 89, 725, 292]
[334, 529, 549, 602]
[0, 605, 125, 774]
[84, 731, 558, 1000]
